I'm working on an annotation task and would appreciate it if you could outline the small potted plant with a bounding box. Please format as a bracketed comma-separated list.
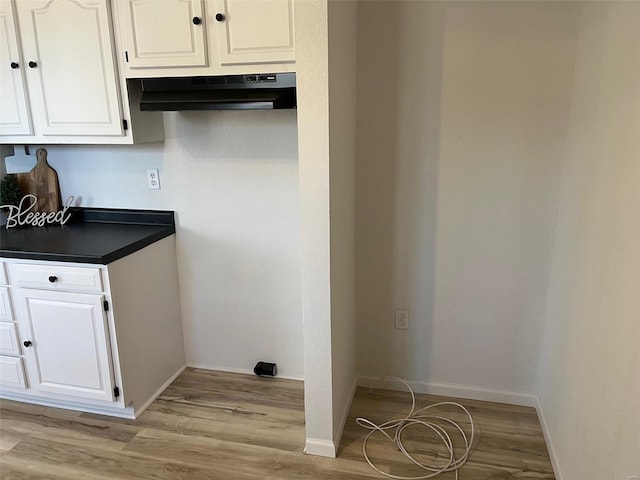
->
[0, 174, 23, 224]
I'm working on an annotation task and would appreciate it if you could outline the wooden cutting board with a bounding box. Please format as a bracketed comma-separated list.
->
[15, 148, 61, 213]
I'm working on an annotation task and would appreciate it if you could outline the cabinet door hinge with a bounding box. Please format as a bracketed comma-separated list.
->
[103, 300, 109, 311]
[122, 119, 128, 131]
[114, 386, 120, 398]
[125, 51, 129, 63]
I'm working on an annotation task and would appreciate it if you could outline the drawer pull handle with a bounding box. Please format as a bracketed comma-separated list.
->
[23, 340, 32, 347]
[48, 275, 58, 283]
[215, 13, 225, 22]
[192, 16, 201, 25]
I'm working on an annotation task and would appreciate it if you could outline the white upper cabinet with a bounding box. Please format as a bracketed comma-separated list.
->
[214, 0, 294, 66]
[114, 0, 296, 78]
[14, 0, 123, 136]
[0, 0, 164, 145]
[0, 0, 32, 135]
[119, 0, 208, 70]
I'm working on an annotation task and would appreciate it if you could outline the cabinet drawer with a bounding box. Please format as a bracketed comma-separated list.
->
[9, 264, 103, 293]
[0, 355, 27, 389]
[0, 322, 21, 356]
[0, 262, 7, 285]
[0, 287, 13, 322]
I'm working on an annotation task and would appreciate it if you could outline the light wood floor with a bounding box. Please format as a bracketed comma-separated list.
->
[0, 368, 554, 479]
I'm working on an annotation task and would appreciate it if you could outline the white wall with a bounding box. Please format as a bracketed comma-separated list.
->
[328, 0, 358, 452]
[295, 0, 358, 457]
[294, 0, 334, 456]
[5, 110, 304, 379]
[356, 1, 580, 399]
[538, 2, 640, 478]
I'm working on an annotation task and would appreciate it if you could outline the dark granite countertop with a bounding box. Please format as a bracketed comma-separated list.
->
[0, 208, 175, 264]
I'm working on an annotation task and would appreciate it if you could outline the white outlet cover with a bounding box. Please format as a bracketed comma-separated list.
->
[394, 309, 409, 330]
[147, 169, 161, 190]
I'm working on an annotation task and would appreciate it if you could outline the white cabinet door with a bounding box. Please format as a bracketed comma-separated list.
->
[214, 0, 295, 66]
[0, 322, 21, 356]
[0, 322, 20, 357]
[0, 286, 13, 322]
[0, 0, 32, 135]
[14, 0, 123, 136]
[16, 288, 115, 402]
[118, 0, 207, 70]
[0, 355, 27, 388]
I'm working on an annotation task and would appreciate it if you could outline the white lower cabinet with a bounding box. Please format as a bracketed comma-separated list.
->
[0, 261, 25, 389]
[0, 321, 21, 356]
[16, 288, 116, 402]
[0, 286, 14, 323]
[0, 236, 185, 418]
[0, 356, 27, 389]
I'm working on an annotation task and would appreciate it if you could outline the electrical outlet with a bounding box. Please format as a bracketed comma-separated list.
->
[394, 309, 409, 330]
[147, 169, 160, 190]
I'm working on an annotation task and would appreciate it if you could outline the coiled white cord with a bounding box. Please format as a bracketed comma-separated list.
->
[356, 378, 475, 479]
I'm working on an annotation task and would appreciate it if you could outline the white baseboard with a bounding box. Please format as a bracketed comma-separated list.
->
[0, 365, 189, 420]
[304, 438, 337, 458]
[187, 363, 303, 382]
[133, 364, 187, 418]
[333, 376, 358, 452]
[535, 396, 564, 480]
[302, 376, 357, 459]
[0, 391, 135, 419]
[357, 376, 538, 408]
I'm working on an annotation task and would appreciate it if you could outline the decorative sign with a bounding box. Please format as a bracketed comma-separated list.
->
[1, 194, 75, 229]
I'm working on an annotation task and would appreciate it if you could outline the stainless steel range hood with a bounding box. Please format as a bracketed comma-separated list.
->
[139, 73, 296, 111]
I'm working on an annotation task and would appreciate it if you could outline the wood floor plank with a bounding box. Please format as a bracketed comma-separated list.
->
[150, 394, 305, 429]
[2, 439, 255, 480]
[0, 400, 139, 444]
[124, 427, 378, 480]
[119, 406, 305, 452]
[167, 369, 304, 409]
[0, 368, 555, 479]
[0, 434, 21, 452]
[344, 387, 554, 479]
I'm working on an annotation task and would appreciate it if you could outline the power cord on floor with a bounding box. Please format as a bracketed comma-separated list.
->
[356, 377, 475, 479]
